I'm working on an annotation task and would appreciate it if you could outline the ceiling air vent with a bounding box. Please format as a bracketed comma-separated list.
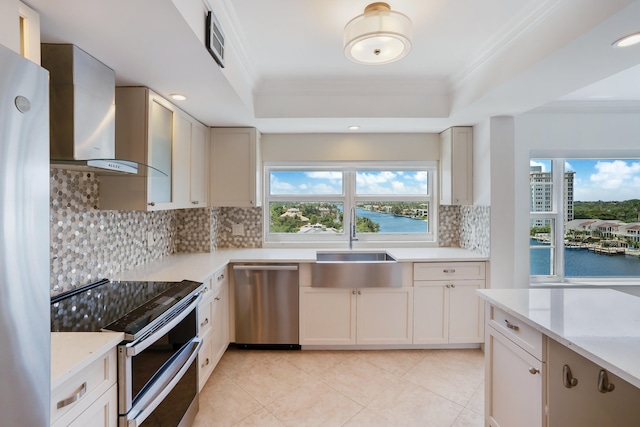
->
[206, 11, 225, 68]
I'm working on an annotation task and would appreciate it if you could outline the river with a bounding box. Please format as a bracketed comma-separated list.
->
[530, 238, 640, 277]
[357, 208, 427, 233]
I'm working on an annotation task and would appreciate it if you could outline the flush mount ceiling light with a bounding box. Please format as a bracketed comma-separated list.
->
[612, 32, 640, 48]
[170, 93, 187, 101]
[344, 2, 412, 65]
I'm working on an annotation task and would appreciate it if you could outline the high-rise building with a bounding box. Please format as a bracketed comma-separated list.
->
[530, 166, 574, 227]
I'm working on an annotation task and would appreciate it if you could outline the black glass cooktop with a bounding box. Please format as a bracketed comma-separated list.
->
[51, 279, 202, 336]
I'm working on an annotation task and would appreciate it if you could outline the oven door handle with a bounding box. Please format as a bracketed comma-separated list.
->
[125, 293, 202, 356]
[120, 337, 202, 427]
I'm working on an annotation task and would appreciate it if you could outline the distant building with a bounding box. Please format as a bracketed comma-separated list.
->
[530, 166, 574, 227]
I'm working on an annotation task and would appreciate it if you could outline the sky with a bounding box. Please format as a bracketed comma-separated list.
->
[270, 171, 429, 195]
[530, 159, 640, 201]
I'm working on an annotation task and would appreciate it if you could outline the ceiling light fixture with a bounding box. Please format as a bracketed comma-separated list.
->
[170, 93, 187, 101]
[612, 32, 640, 48]
[344, 2, 412, 65]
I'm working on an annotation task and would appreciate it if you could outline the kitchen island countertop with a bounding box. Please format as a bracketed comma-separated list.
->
[477, 288, 640, 389]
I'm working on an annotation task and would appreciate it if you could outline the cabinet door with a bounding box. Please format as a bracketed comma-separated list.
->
[147, 97, 174, 208]
[486, 327, 545, 427]
[198, 334, 214, 392]
[210, 128, 260, 207]
[190, 121, 208, 206]
[448, 280, 484, 343]
[547, 338, 640, 427]
[211, 283, 229, 366]
[440, 126, 473, 206]
[356, 288, 413, 345]
[172, 112, 191, 209]
[413, 282, 448, 344]
[299, 288, 356, 345]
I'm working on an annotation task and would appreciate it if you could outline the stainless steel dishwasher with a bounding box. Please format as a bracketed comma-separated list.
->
[232, 264, 300, 349]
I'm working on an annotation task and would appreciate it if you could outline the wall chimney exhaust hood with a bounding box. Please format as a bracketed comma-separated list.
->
[41, 44, 163, 175]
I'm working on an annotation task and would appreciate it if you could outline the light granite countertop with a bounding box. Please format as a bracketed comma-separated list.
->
[51, 332, 124, 390]
[115, 247, 487, 283]
[478, 288, 640, 389]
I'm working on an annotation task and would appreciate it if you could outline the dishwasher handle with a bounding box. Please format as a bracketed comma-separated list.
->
[233, 265, 298, 271]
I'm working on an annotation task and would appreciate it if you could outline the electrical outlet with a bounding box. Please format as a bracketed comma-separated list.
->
[232, 223, 245, 236]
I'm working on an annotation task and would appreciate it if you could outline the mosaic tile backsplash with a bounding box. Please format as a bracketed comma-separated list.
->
[460, 205, 491, 257]
[51, 169, 488, 295]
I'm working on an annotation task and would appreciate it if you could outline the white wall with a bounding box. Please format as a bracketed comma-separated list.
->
[1, 0, 19, 52]
[262, 133, 439, 162]
[506, 110, 640, 287]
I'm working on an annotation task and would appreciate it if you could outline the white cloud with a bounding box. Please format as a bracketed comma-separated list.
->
[565, 161, 574, 172]
[575, 160, 640, 201]
[305, 171, 342, 181]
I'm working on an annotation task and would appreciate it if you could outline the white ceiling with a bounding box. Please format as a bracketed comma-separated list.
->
[26, 0, 640, 133]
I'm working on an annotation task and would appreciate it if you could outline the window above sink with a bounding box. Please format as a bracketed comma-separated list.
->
[263, 162, 437, 247]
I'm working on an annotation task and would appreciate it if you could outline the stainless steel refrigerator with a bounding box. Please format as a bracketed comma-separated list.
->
[0, 43, 50, 426]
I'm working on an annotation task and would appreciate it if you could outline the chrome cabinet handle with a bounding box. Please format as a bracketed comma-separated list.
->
[200, 318, 209, 327]
[215, 297, 221, 301]
[563, 364, 578, 388]
[57, 382, 87, 409]
[217, 273, 225, 281]
[148, 202, 156, 206]
[598, 369, 615, 393]
[450, 283, 455, 288]
[357, 290, 362, 295]
[201, 358, 210, 368]
[191, 201, 199, 205]
[352, 290, 357, 295]
[443, 269, 456, 273]
[529, 367, 540, 375]
[504, 319, 520, 331]
[446, 284, 450, 288]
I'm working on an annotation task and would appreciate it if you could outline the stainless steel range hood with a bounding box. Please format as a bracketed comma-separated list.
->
[42, 44, 155, 175]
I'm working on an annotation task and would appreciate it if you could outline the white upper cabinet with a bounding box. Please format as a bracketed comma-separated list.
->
[18, 2, 40, 64]
[100, 87, 176, 211]
[189, 121, 208, 207]
[440, 126, 473, 205]
[210, 127, 262, 207]
[100, 87, 207, 211]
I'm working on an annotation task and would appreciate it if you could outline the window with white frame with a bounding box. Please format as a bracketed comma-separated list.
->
[530, 158, 640, 281]
[264, 163, 436, 245]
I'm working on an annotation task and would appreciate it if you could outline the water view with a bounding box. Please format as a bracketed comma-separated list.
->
[530, 238, 640, 277]
[357, 208, 427, 233]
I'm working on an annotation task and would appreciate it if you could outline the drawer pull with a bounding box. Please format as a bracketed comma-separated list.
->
[529, 367, 540, 375]
[215, 297, 221, 301]
[217, 274, 224, 281]
[563, 365, 578, 388]
[597, 369, 615, 393]
[57, 382, 87, 409]
[202, 358, 210, 368]
[201, 318, 209, 327]
[504, 319, 520, 331]
[443, 269, 456, 273]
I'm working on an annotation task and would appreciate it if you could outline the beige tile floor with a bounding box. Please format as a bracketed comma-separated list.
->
[193, 347, 485, 427]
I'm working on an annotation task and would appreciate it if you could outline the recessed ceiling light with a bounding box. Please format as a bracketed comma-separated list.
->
[348, 125, 360, 131]
[170, 93, 187, 101]
[612, 32, 640, 48]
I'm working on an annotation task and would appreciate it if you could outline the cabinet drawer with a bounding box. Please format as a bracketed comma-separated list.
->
[414, 262, 485, 281]
[489, 305, 544, 361]
[198, 298, 213, 337]
[213, 267, 227, 294]
[51, 348, 117, 425]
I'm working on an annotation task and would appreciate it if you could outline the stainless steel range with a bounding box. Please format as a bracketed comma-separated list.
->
[51, 279, 204, 427]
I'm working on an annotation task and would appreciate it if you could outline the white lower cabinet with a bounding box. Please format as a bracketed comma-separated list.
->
[547, 338, 640, 426]
[486, 325, 545, 427]
[299, 287, 413, 346]
[413, 262, 485, 344]
[51, 348, 117, 427]
[198, 267, 229, 391]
